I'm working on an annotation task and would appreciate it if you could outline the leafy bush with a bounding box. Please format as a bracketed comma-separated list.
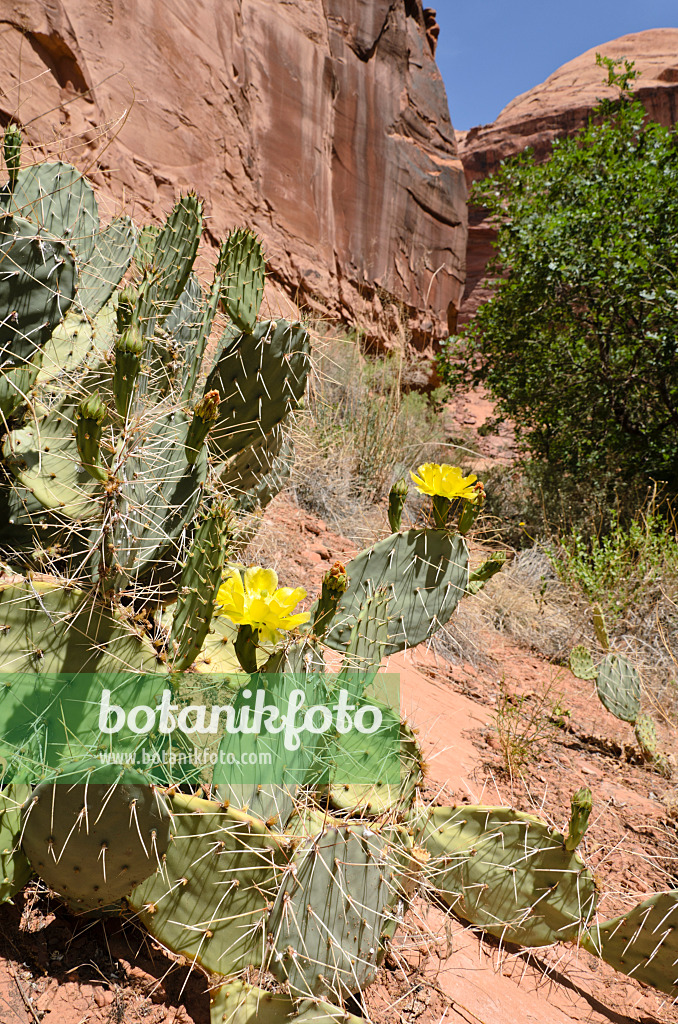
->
[438, 78, 678, 490]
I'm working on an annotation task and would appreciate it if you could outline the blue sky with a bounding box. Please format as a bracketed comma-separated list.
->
[434, 2, 678, 130]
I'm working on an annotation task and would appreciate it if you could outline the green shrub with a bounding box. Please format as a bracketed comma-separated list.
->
[438, 75, 678, 491]
[549, 504, 678, 624]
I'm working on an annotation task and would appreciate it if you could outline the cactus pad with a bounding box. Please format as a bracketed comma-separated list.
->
[170, 504, 231, 671]
[417, 805, 597, 946]
[0, 214, 77, 416]
[78, 215, 136, 316]
[21, 765, 171, 909]
[322, 530, 469, 655]
[206, 320, 310, 460]
[209, 979, 365, 1024]
[1, 162, 99, 265]
[0, 784, 32, 902]
[266, 823, 398, 999]
[217, 229, 265, 333]
[128, 792, 282, 977]
[582, 891, 678, 996]
[596, 653, 641, 723]
[569, 645, 598, 680]
[634, 713, 672, 777]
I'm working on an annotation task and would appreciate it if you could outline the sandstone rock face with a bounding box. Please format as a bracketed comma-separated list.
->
[458, 30, 678, 323]
[0, 0, 466, 350]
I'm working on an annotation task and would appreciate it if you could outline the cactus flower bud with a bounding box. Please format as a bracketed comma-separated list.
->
[325, 560, 348, 593]
[458, 480, 486, 536]
[75, 391, 108, 482]
[564, 786, 592, 851]
[3, 124, 22, 190]
[113, 325, 144, 417]
[185, 390, 220, 464]
[388, 477, 408, 533]
[313, 560, 350, 636]
[116, 284, 139, 333]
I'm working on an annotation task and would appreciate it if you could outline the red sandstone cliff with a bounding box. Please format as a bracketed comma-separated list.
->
[457, 29, 678, 324]
[0, 0, 466, 349]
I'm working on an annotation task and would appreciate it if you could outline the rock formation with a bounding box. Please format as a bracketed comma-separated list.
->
[457, 29, 678, 323]
[0, 0, 466, 350]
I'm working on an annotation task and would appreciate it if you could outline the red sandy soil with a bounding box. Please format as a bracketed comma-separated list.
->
[0, 493, 676, 1024]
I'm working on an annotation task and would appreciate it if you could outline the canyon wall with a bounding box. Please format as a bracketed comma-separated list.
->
[0, 0, 467, 349]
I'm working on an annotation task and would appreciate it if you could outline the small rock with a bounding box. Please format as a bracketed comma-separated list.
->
[93, 988, 114, 1008]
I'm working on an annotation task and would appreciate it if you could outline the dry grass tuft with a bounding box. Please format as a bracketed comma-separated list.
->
[288, 330, 447, 547]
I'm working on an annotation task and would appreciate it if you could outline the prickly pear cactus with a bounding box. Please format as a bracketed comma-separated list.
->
[209, 980, 365, 1024]
[634, 713, 673, 778]
[322, 529, 469, 654]
[21, 763, 172, 910]
[128, 792, 283, 976]
[569, 644, 598, 680]
[415, 804, 598, 946]
[0, 785, 31, 902]
[265, 822, 400, 999]
[582, 891, 678, 996]
[596, 653, 641, 723]
[4, 139, 673, 1020]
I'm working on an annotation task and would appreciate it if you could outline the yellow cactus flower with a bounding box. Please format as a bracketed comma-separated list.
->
[410, 463, 479, 502]
[214, 566, 310, 644]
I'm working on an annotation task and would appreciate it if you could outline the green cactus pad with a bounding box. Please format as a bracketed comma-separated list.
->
[35, 311, 94, 387]
[323, 719, 423, 818]
[110, 409, 209, 587]
[582, 891, 678, 996]
[0, 214, 77, 415]
[0, 579, 168, 775]
[233, 436, 295, 513]
[136, 193, 203, 336]
[209, 979, 365, 1024]
[78, 216, 137, 317]
[193, 614, 243, 674]
[635, 712, 659, 759]
[266, 823, 398, 999]
[565, 787, 592, 851]
[416, 805, 597, 946]
[0, 578, 165, 676]
[0, 784, 32, 902]
[322, 530, 469, 655]
[596, 653, 641, 723]
[170, 505, 231, 671]
[218, 423, 285, 497]
[634, 713, 672, 777]
[569, 645, 598, 681]
[466, 551, 507, 596]
[21, 765, 171, 909]
[592, 602, 611, 651]
[3, 399, 101, 521]
[339, 590, 390, 677]
[1, 162, 99, 265]
[127, 792, 282, 977]
[217, 229, 265, 333]
[213, 643, 329, 829]
[206, 319, 310, 461]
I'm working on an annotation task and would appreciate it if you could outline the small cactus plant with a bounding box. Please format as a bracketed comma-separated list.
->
[569, 606, 671, 778]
